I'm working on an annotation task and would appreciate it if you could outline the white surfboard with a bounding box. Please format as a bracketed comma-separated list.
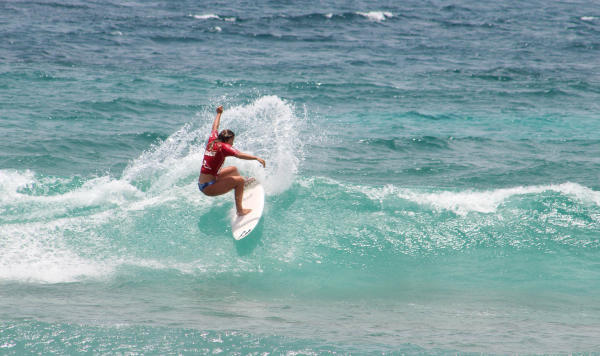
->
[231, 180, 264, 240]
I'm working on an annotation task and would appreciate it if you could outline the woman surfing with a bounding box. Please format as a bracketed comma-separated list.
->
[198, 106, 266, 216]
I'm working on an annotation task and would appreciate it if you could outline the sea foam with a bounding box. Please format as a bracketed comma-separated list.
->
[192, 13, 220, 20]
[356, 11, 393, 22]
[191, 13, 236, 22]
[223, 96, 304, 194]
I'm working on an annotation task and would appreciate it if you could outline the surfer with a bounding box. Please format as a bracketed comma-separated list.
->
[198, 105, 266, 216]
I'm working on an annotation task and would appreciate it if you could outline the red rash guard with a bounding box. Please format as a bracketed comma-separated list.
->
[201, 130, 239, 176]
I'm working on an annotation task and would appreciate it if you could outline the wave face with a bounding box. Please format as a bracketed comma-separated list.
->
[4, 170, 599, 284]
[2, 0, 600, 353]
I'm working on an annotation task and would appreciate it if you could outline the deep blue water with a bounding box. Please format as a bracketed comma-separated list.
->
[1, 0, 600, 353]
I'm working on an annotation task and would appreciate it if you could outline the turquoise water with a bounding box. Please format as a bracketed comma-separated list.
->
[1, 0, 600, 354]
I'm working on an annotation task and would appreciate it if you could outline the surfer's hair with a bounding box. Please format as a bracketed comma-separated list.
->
[208, 129, 235, 151]
[218, 129, 235, 142]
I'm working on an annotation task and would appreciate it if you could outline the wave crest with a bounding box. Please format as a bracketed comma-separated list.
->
[366, 182, 600, 215]
[356, 11, 393, 22]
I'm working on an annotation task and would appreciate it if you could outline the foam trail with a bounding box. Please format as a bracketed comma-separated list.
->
[0, 219, 112, 283]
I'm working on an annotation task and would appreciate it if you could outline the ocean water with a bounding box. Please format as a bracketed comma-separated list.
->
[1, 0, 600, 354]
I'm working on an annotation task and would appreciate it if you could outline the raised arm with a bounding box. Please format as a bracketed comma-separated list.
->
[235, 151, 266, 168]
[211, 106, 224, 132]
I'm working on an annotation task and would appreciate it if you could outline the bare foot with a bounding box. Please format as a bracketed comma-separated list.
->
[244, 177, 256, 187]
[237, 208, 252, 216]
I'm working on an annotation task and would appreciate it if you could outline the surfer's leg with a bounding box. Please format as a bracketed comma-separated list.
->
[217, 166, 239, 178]
[234, 185, 251, 216]
[218, 166, 254, 186]
[202, 175, 252, 216]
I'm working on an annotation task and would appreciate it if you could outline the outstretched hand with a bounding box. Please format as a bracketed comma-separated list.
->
[212, 106, 224, 131]
[257, 158, 266, 168]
